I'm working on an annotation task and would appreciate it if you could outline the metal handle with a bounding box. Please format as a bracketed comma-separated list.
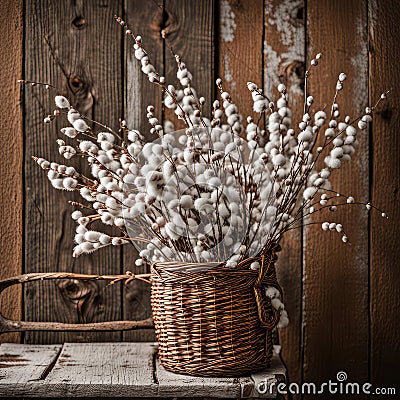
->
[0, 272, 154, 334]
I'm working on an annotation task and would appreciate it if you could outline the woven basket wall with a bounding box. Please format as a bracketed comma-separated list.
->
[151, 249, 282, 377]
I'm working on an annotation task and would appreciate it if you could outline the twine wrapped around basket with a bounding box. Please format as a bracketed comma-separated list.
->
[151, 244, 282, 377]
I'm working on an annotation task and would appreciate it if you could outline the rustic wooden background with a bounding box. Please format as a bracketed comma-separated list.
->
[1, 0, 399, 397]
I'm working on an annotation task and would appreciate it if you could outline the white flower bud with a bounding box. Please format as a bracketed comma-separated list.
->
[362, 114, 372, 123]
[73, 119, 89, 132]
[277, 83, 286, 93]
[63, 177, 78, 191]
[331, 147, 344, 159]
[327, 157, 341, 169]
[245, 81, 256, 91]
[71, 211, 83, 220]
[358, 120, 367, 130]
[55, 95, 70, 108]
[272, 154, 286, 167]
[332, 138, 343, 147]
[67, 109, 80, 124]
[51, 178, 64, 190]
[336, 224, 343, 232]
[346, 126, 357, 136]
[180, 195, 193, 209]
[320, 169, 331, 179]
[298, 130, 313, 143]
[303, 187, 318, 200]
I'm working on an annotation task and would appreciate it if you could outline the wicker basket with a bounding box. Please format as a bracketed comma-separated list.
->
[151, 245, 282, 377]
[0, 245, 282, 378]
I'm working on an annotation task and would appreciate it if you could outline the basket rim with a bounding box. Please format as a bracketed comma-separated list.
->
[151, 242, 281, 272]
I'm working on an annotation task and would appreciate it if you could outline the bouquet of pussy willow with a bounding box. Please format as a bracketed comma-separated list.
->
[21, 16, 387, 323]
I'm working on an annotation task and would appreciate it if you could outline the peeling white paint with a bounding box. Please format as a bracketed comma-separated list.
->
[263, 43, 281, 95]
[224, 54, 236, 90]
[265, 0, 302, 46]
[220, 0, 236, 43]
[264, 44, 303, 98]
[351, 15, 368, 112]
[351, 14, 370, 197]
[264, 0, 304, 98]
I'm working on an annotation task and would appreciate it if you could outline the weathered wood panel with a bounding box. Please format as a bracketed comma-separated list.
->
[263, 1, 305, 393]
[0, 0, 399, 389]
[156, 359, 241, 398]
[122, 0, 163, 343]
[0, 342, 286, 398]
[218, 0, 264, 118]
[369, 0, 400, 392]
[24, 0, 123, 344]
[44, 342, 158, 396]
[304, 0, 369, 390]
[0, 343, 61, 383]
[164, 0, 214, 121]
[0, 0, 23, 344]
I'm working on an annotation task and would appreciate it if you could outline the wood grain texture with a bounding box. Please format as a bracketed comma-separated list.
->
[0, 342, 286, 398]
[217, 0, 264, 118]
[249, 346, 287, 399]
[369, 0, 400, 392]
[122, 0, 164, 342]
[0, 1, 398, 388]
[156, 359, 241, 398]
[0, 343, 61, 384]
[304, 0, 369, 390]
[45, 342, 157, 394]
[164, 0, 214, 123]
[0, 0, 23, 344]
[264, 0, 305, 393]
[24, 0, 123, 344]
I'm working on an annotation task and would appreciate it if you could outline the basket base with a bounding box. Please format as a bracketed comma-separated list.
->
[158, 356, 272, 377]
[156, 329, 274, 377]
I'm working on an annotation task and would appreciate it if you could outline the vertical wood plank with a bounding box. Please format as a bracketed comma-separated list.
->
[123, 0, 164, 342]
[24, 0, 123, 343]
[264, 0, 305, 392]
[369, 0, 400, 391]
[126, 0, 215, 339]
[218, 0, 264, 118]
[164, 0, 214, 117]
[304, 0, 369, 390]
[0, 0, 23, 344]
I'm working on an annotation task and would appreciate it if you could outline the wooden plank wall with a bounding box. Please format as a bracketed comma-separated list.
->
[304, 0, 370, 391]
[0, 0, 23, 344]
[24, 0, 122, 344]
[0, 0, 399, 394]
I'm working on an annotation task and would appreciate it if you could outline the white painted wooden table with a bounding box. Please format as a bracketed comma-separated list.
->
[0, 342, 286, 399]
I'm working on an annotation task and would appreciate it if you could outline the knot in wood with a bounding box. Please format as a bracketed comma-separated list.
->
[72, 16, 86, 30]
